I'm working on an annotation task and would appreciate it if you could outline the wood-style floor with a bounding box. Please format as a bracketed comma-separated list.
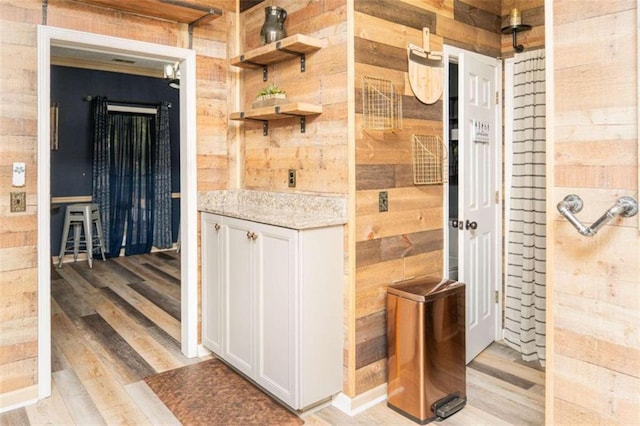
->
[0, 252, 544, 425]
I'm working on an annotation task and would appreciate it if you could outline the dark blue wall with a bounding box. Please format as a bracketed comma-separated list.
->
[50, 65, 181, 254]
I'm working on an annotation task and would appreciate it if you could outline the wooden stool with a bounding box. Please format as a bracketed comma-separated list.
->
[57, 203, 106, 268]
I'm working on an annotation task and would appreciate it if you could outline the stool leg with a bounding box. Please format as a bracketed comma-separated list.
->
[84, 208, 93, 268]
[73, 223, 81, 262]
[58, 212, 71, 268]
[93, 213, 106, 262]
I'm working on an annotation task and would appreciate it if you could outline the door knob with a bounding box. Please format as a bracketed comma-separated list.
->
[465, 220, 478, 230]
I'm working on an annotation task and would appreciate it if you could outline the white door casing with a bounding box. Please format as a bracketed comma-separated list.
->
[446, 46, 502, 364]
[37, 26, 198, 402]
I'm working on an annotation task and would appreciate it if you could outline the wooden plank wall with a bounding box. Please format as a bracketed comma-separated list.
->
[549, 1, 640, 423]
[238, 0, 349, 194]
[352, 0, 503, 397]
[0, 0, 231, 409]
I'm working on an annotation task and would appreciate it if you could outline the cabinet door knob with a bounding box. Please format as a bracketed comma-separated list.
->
[214, 223, 220, 231]
[247, 231, 258, 240]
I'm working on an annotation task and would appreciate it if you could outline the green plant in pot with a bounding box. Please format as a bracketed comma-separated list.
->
[252, 83, 287, 108]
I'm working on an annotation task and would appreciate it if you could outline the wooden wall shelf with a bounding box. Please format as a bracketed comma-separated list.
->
[231, 34, 322, 79]
[230, 103, 322, 135]
[74, 0, 222, 25]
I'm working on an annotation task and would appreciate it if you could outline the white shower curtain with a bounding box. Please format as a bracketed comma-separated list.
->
[504, 48, 546, 366]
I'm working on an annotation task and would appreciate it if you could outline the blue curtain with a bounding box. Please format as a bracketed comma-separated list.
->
[93, 99, 173, 256]
[92, 97, 111, 252]
[109, 113, 154, 256]
[152, 103, 173, 249]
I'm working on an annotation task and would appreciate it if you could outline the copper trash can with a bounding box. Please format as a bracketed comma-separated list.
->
[387, 277, 466, 424]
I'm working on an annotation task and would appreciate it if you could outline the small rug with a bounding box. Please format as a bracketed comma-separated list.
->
[144, 358, 304, 426]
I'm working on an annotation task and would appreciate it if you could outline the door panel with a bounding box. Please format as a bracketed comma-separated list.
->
[223, 218, 255, 376]
[458, 50, 500, 363]
[255, 222, 298, 407]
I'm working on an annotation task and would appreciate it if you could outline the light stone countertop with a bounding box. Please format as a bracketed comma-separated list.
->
[198, 190, 347, 230]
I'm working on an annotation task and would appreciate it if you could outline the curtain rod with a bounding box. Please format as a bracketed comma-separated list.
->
[82, 96, 172, 109]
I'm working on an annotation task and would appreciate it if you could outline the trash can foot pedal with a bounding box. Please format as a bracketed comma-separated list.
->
[433, 393, 466, 420]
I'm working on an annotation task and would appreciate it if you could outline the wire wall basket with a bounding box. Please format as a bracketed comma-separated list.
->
[362, 76, 402, 131]
[412, 134, 447, 185]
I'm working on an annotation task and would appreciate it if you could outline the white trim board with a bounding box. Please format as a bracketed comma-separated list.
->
[332, 384, 387, 417]
[36, 25, 199, 403]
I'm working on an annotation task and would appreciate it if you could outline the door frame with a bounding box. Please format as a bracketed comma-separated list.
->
[442, 45, 503, 344]
[37, 26, 199, 400]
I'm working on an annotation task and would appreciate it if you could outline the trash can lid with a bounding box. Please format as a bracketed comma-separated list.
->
[387, 276, 464, 302]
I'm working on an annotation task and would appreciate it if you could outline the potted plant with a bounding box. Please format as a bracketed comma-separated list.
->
[252, 83, 287, 108]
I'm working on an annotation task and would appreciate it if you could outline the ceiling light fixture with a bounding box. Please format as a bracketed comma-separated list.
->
[164, 63, 181, 89]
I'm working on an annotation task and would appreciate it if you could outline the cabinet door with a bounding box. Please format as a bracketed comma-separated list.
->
[253, 222, 298, 407]
[223, 217, 256, 377]
[201, 213, 224, 355]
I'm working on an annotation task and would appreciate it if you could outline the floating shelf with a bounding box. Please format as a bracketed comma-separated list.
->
[74, 0, 222, 25]
[230, 102, 322, 135]
[231, 34, 322, 80]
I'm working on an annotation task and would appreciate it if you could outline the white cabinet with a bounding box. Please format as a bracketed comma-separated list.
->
[200, 212, 343, 410]
[201, 213, 223, 355]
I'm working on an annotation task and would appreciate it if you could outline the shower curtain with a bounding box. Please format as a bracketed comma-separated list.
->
[504, 48, 546, 366]
[92, 97, 173, 256]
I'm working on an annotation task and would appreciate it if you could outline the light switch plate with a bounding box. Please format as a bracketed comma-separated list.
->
[11, 192, 26, 212]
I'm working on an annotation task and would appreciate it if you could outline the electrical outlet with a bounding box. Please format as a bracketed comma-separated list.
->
[288, 169, 296, 187]
[379, 191, 388, 212]
[10, 191, 26, 212]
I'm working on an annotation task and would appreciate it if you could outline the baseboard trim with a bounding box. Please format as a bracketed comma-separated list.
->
[0, 385, 39, 414]
[196, 345, 212, 358]
[332, 384, 387, 416]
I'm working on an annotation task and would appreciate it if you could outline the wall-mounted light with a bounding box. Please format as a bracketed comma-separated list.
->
[164, 63, 181, 89]
[501, 8, 531, 53]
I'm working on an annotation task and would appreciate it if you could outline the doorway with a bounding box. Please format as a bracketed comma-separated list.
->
[37, 26, 198, 400]
[443, 46, 502, 364]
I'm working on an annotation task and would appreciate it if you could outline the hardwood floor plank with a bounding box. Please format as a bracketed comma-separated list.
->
[130, 254, 181, 282]
[51, 305, 150, 425]
[113, 256, 181, 301]
[129, 281, 181, 321]
[124, 381, 181, 426]
[53, 368, 106, 426]
[151, 250, 180, 266]
[68, 259, 144, 289]
[466, 377, 544, 425]
[468, 359, 536, 390]
[108, 282, 181, 341]
[51, 278, 96, 320]
[145, 325, 202, 366]
[0, 407, 29, 426]
[467, 367, 545, 410]
[99, 287, 157, 329]
[24, 379, 76, 425]
[475, 346, 546, 386]
[94, 300, 184, 373]
[79, 314, 156, 383]
[51, 340, 71, 373]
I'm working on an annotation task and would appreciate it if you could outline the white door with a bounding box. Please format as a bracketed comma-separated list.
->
[223, 217, 257, 377]
[201, 213, 224, 355]
[254, 222, 298, 407]
[457, 49, 501, 363]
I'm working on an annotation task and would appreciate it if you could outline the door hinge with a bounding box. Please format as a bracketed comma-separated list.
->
[495, 290, 499, 304]
[495, 91, 500, 104]
[495, 191, 500, 204]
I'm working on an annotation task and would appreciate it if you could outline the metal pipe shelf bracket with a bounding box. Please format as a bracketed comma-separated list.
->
[557, 194, 639, 237]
